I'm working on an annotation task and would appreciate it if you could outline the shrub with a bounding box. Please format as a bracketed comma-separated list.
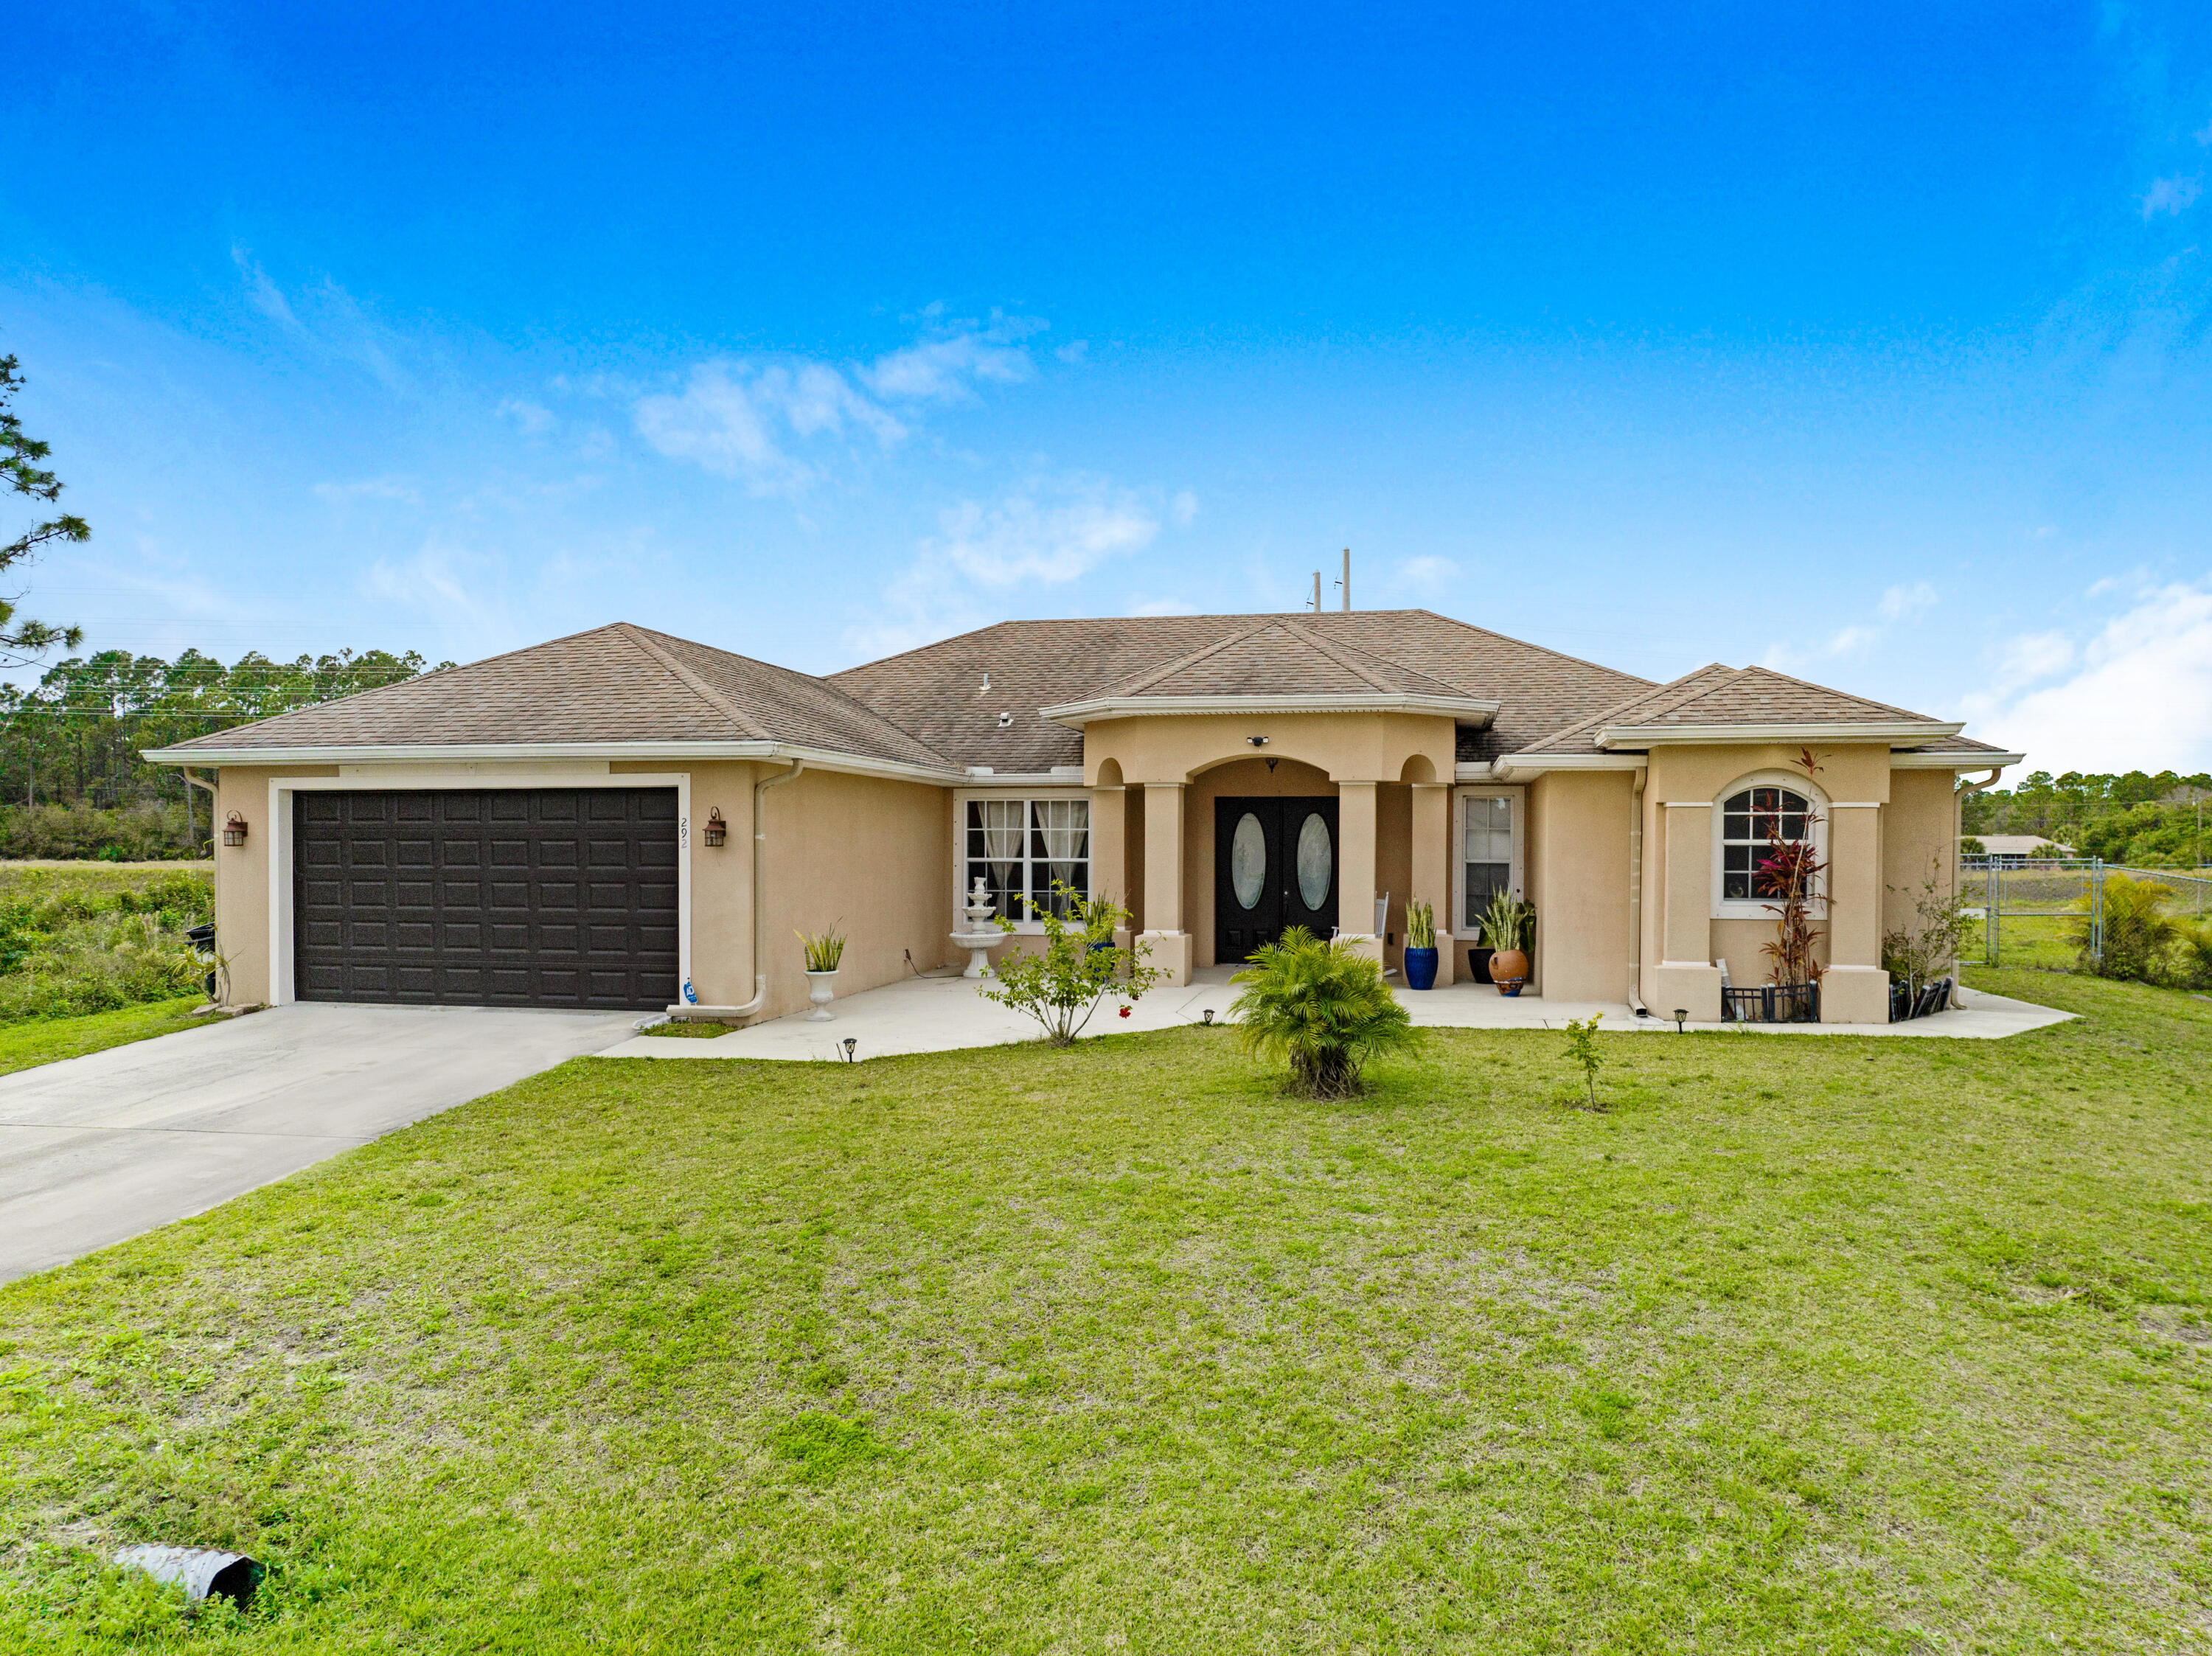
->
[1882, 855, 1972, 995]
[2175, 919, 2212, 989]
[0, 866, 212, 1017]
[0, 801, 198, 860]
[2066, 873, 2178, 984]
[1229, 926, 1416, 1098]
[981, 883, 1161, 1046]
[1562, 1013, 1604, 1110]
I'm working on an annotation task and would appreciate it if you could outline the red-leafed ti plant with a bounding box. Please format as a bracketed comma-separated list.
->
[1758, 748, 1827, 987]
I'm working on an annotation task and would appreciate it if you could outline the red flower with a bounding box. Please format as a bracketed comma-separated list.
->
[1118, 1005, 1132, 1017]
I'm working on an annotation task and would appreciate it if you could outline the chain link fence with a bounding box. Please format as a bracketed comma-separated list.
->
[1962, 856, 2212, 968]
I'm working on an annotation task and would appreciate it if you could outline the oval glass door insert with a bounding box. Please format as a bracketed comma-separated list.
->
[1295, 813, 1332, 909]
[1230, 813, 1267, 909]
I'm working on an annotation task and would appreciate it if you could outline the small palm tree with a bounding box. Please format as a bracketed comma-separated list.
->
[1228, 926, 1416, 1098]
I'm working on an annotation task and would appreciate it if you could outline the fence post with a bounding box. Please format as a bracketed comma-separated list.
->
[2090, 858, 2104, 965]
[1988, 857, 2000, 967]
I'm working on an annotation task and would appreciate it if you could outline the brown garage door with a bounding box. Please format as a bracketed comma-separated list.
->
[293, 788, 678, 1009]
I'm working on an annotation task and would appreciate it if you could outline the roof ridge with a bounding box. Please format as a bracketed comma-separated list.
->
[1514, 663, 1739, 752]
[1692, 661, 1937, 723]
[1107, 621, 1275, 696]
[615, 623, 771, 740]
[1275, 619, 1398, 691]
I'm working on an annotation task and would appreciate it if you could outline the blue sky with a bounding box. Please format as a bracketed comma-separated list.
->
[5, 2, 2212, 770]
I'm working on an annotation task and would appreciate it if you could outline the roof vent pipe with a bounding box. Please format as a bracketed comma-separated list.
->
[669, 757, 803, 1023]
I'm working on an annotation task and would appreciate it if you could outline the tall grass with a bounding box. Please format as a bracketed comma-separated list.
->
[0, 867, 212, 1017]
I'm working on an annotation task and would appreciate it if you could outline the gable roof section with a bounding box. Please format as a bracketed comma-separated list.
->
[1513, 663, 1966, 758]
[147, 622, 957, 772]
[829, 610, 1652, 771]
[1037, 619, 1499, 724]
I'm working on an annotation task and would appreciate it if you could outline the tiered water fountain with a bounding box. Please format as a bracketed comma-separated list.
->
[950, 876, 1006, 979]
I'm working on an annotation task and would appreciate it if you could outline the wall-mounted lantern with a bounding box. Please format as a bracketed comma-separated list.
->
[702, 807, 727, 847]
[222, 811, 248, 847]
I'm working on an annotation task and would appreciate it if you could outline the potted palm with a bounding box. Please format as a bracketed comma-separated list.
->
[1403, 898, 1439, 990]
[797, 925, 846, 1022]
[1477, 889, 1534, 996]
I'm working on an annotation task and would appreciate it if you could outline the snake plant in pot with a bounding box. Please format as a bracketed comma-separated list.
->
[1403, 898, 1439, 989]
[1477, 888, 1535, 996]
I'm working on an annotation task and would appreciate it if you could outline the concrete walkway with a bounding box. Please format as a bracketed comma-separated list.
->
[0, 1002, 636, 1284]
[594, 967, 2073, 1063]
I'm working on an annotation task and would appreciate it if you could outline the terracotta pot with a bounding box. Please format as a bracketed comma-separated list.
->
[1487, 947, 1528, 996]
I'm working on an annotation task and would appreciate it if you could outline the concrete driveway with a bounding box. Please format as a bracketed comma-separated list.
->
[0, 1002, 638, 1284]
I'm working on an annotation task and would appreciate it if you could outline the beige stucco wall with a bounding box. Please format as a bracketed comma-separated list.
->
[1629, 743, 1961, 1022]
[1523, 770, 1635, 1002]
[209, 764, 339, 1005]
[737, 764, 954, 1022]
[1883, 768, 1958, 942]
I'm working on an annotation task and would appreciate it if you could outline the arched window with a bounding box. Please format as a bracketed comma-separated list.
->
[1719, 785, 1811, 902]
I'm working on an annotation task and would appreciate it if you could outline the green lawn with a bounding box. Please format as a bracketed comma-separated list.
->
[0, 998, 209, 1079]
[1, 970, 2207, 1652]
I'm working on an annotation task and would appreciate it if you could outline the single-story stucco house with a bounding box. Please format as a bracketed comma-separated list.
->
[146, 610, 2020, 1026]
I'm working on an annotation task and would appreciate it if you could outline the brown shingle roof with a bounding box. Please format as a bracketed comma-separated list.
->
[828, 609, 1653, 771]
[1515, 663, 1964, 756]
[1090, 619, 1475, 700]
[156, 622, 956, 770]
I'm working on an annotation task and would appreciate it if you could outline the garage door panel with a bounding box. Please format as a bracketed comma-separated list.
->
[295, 787, 678, 1009]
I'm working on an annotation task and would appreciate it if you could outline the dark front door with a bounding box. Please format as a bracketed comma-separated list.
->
[293, 787, 678, 1009]
[1214, 796, 1338, 962]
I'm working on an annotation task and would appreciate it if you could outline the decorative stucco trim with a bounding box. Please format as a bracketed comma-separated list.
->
[1593, 719, 1966, 749]
[1037, 693, 1500, 728]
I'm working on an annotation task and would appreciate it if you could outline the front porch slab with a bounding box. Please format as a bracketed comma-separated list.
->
[591, 968, 2073, 1062]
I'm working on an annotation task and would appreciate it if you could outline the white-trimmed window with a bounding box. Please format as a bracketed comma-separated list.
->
[1712, 774, 1826, 915]
[963, 796, 1090, 923]
[1455, 787, 1524, 930]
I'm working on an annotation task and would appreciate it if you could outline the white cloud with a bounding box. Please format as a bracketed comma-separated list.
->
[1877, 580, 1938, 622]
[231, 246, 298, 330]
[1395, 554, 1459, 594]
[863, 331, 1033, 401]
[313, 476, 419, 505]
[2140, 173, 2202, 218]
[844, 474, 1175, 661]
[1056, 340, 1091, 366]
[634, 321, 1043, 493]
[498, 397, 556, 436]
[1992, 629, 2076, 691]
[360, 545, 483, 616]
[930, 476, 1161, 588]
[633, 360, 900, 495]
[1968, 578, 2212, 771]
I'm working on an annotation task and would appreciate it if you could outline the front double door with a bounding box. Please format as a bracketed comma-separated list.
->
[1214, 796, 1338, 962]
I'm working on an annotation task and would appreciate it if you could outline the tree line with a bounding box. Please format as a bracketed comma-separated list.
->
[1963, 769, 2212, 868]
[0, 647, 447, 857]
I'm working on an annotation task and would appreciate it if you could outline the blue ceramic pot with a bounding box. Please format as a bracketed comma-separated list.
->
[1403, 946, 1438, 991]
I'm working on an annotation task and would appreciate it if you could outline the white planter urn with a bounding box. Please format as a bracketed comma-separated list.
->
[950, 876, 1006, 981]
[804, 970, 839, 1022]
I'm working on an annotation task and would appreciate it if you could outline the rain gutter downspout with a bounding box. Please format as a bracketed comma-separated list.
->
[668, 757, 804, 1023]
[1628, 762, 1649, 1013]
